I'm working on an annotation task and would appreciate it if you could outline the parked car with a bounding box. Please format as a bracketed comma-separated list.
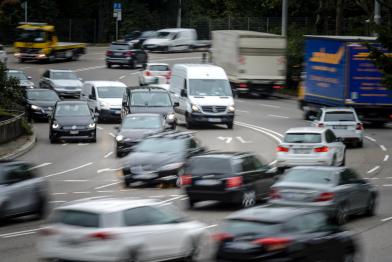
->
[139, 63, 171, 85]
[0, 44, 7, 66]
[6, 69, 34, 89]
[0, 160, 48, 222]
[214, 206, 358, 261]
[38, 198, 211, 262]
[142, 28, 197, 52]
[105, 41, 148, 69]
[311, 107, 364, 147]
[181, 152, 276, 208]
[276, 127, 346, 171]
[49, 101, 97, 143]
[125, 30, 156, 48]
[121, 86, 177, 129]
[269, 166, 377, 224]
[24, 88, 60, 121]
[80, 81, 127, 122]
[115, 113, 169, 157]
[121, 131, 205, 187]
[39, 69, 83, 98]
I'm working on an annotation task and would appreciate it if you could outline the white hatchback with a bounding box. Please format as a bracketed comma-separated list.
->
[139, 63, 171, 85]
[276, 127, 346, 170]
[38, 198, 212, 262]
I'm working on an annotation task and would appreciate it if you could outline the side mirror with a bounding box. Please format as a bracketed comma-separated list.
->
[27, 76, 32, 80]
[88, 94, 95, 100]
[180, 89, 187, 97]
[122, 101, 128, 107]
[173, 102, 179, 107]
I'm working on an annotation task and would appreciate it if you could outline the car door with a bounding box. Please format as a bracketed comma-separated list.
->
[250, 156, 275, 198]
[40, 70, 51, 89]
[88, 85, 97, 111]
[345, 169, 371, 211]
[325, 130, 345, 163]
[239, 156, 258, 191]
[337, 170, 362, 212]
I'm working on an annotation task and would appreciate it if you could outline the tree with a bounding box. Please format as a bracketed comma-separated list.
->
[0, 61, 23, 112]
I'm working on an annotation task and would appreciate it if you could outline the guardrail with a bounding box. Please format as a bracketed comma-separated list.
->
[0, 112, 25, 144]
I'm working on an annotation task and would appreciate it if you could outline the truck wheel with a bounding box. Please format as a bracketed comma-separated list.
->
[48, 54, 56, 63]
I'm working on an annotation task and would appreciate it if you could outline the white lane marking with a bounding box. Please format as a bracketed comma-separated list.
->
[383, 184, 392, 187]
[226, 137, 232, 143]
[367, 166, 380, 174]
[180, 197, 189, 201]
[50, 201, 67, 203]
[104, 152, 113, 158]
[97, 167, 123, 173]
[380, 145, 387, 151]
[170, 194, 185, 197]
[236, 136, 251, 144]
[269, 160, 277, 166]
[368, 177, 379, 180]
[29, 162, 52, 170]
[62, 179, 89, 182]
[236, 109, 249, 113]
[119, 75, 125, 80]
[73, 191, 90, 194]
[109, 132, 116, 138]
[381, 217, 392, 222]
[365, 136, 376, 142]
[74, 65, 105, 72]
[44, 162, 93, 178]
[78, 143, 89, 146]
[97, 190, 114, 193]
[259, 104, 280, 109]
[236, 121, 283, 138]
[235, 122, 282, 143]
[3, 231, 36, 238]
[0, 228, 40, 238]
[52, 192, 67, 195]
[384, 155, 390, 162]
[159, 196, 183, 204]
[202, 224, 218, 230]
[95, 182, 120, 190]
[19, 66, 31, 70]
[268, 114, 289, 119]
[61, 143, 68, 146]
[217, 136, 232, 143]
[150, 195, 164, 198]
[97, 126, 103, 130]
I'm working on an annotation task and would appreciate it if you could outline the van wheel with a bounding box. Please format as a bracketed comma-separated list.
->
[185, 117, 193, 129]
[71, 50, 80, 61]
[241, 190, 256, 208]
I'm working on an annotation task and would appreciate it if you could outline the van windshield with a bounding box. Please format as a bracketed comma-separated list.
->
[189, 79, 232, 97]
[156, 32, 174, 39]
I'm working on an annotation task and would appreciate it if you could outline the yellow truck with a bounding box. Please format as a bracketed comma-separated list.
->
[14, 22, 86, 63]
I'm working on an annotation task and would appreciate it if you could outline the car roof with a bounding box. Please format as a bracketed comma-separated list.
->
[49, 69, 74, 73]
[84, 81, 127, 87]
[321, 107, 355, 112]
[173, 64, 227, 79]
[124, 113, 162, 118]
[285, 127, 326, 134]
[56, 100, 88, 105]
[157, 28, 194, 33]
[128, 86, 169, 92]
[227, 206, 318, 223]
[147, 63, 169, 67]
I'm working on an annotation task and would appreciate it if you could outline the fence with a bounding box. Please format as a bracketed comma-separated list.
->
[0, 112, 25, 144]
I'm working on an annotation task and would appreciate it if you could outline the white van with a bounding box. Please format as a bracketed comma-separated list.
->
[169, 64, 235, 129]
[80, 81, 127, 122]
[142, 28, 197, 52]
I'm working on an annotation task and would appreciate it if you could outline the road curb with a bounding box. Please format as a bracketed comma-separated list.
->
[0, 133, 36, 160]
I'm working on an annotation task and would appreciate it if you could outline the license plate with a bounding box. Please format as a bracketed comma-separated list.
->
[208, 118, 221, 123]
[69, 130, 79, 135]
[115, 52, 122, 56]
[195, 179, 220, 186]
[114, 110, 121, 115]
[293, 148, 311, 154]
[134, 173, 158, 179]
[333, 126, 347, 129]
[285, 193, 306, 200]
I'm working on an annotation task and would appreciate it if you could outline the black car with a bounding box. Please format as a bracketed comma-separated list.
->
[49, 101, 97, 143]
[214, 207, 357, 262]
[24, 89, 60, 121]
[106, 41, 148, 69]
[121, 86, 178, 128]
[181, 152, 275, 209]
[115, 113, 169, 157]
[121, 131, 205, 187]
[125, 30, 156, 49]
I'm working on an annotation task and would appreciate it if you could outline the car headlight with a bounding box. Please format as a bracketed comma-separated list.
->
[52, 122, 60, 129]
[88, 123, 96, 128]
[167, 113, 175, 120]
[116, 135, 124, 142]
[160, 162, 183, 171]
[191, 104, 200, 112]
[31, 105, 42, 111]
[100, 102, 111, 110]
[228, 105, 235, 112]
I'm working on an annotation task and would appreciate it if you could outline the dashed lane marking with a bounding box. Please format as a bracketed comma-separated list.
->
[268, 114, 290, 119]
[97, 167, 123, 173]
[380, 145, 387, 152]
[73, 191, 91, 194]
[29, 162, 52, 170]
[97, 126, 103, 130]
[104, 152, 113, 158]
[52, 192, 67, 195]
[44, 162, 93, 178]
[367, 166, 380, 174]
[95, 182, 120, 190]
[381, 216, 392, 222]
[236, 110, 249, 113]
[365, 136, 377, 142]
[97, 190, 115, 193]
[78, 143, 89, 146]
[382, 184, 392, 187]
[62, 179, 89, 182]
[384, 155, 390, 162]
[234, 121, 282, 144]
[109, 132, 116, 138]
[119, 75, 125, 79]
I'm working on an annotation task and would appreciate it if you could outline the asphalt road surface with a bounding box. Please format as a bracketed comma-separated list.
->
[1, 47, 392, 262]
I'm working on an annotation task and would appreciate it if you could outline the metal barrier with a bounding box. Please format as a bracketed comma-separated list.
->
[0, 112, 25, 144]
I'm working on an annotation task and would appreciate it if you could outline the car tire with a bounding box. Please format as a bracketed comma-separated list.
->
[357, 140, 363, 148]
[116, 151, 123, 158]
[227, 122, 233, 129]
[0, 202, 8, 224]
[90, 136, 97, 143]
[187, 198, 196, 209]
[342, 252, 355, 262]
[18, 58, 26, 63]
[35, 195, 47, 220]
[130, 60, 136, 69]
[364, 195, 376, 217]
[49, 136, 56, 144]
[340, 151, 346, 167]
[106, 63, 112, 68]
[185, 116, 193, 129]
[71, 51, 80, 61]
[241, 190, 256, 208]
[125, 251, 140, 262]
[171, 121, 177, 130]
[336, 204, 348, 225]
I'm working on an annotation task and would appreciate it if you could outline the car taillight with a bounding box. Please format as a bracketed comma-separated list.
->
[315, 192, 334, 202]
[106, 50, 113, 56]
[252, 237, 292, 251]
[239, 83, 248, 88]
[180, 174, 192, 186]
[166, 71, 172, 78]
[125, 51, 133, 57]
[314, 146, 329, 153]
[239, 55, 246, 65]
[273, 85, 283, 89]
[144, 71, 151, 76]
[39, 228, 59, 236]
[87, 231, 115, 240]
[390, 114, 392, 119]
[276, 146, 289, 152]
[212, 232, 233, 242]
[226, 176, 242, 189]
[318, 123, 324, 128]
[356, 123, 363, 130]
[269, 188, 281, 199]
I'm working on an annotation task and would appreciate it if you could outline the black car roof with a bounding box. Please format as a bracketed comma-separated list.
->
[128, 86, 169, 93]
[124, 113, 162, 118]
[147, 130, 194, 139]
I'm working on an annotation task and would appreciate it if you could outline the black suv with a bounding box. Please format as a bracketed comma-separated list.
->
[181, 152, 276, 208]
[106, 41, 148, 69]
[121, 86, 178, 129]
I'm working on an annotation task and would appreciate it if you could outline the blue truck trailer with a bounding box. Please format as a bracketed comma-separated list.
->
[299, 35, 392, 125]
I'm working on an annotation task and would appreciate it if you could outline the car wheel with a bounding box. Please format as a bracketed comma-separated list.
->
[342, 252, 355, 262]
[171, 121, 177, 130]
[18, 58, 26, 63]
[124, 251, 140, 262]
[241, 190, 256, 208]
[227, 122, 233, 129]
[116, 151, 123, 158]
[185, 118, 193, 129]
[187, 198, 196, 209]
[130, 60, 136, 69]
[35, 195, 48, 220]
[365, 195, 376, 217]
[357, 140, 363, 148]
[90, 136, 97, 143]
[71, 51, 80, 61]
[340, 151, 346, 166]
[49, 136, 56, 144]
[0, 202, 8, 224]
[336, 204, 348, 225]
[106, 63, 112, 68]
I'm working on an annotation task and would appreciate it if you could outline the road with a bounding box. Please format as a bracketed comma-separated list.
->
[1, 47, 392, 262]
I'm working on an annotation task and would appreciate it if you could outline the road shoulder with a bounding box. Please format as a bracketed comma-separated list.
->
[0, 133, 36, 160]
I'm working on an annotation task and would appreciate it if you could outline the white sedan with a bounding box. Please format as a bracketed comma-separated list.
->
[276, 127, 346, 170]
[38, 198, 212, 262]
[139, 63, 171, 85]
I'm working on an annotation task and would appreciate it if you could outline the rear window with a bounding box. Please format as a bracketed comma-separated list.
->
[324, 112, 356, 122]
[186, 158, 233, 175]
[284, 133, 321, 143]
[50, 210, 100, 228]
[283, 169, 337, 184]
[130, 91, 172, 107]
[110, 44, 129, 50]
[222, 220, 282, 236]
[149, 65, 170, 71]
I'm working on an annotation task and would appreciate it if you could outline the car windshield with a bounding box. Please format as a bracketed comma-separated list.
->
[50, 210, 100, 228]
[149, 65, 170, 71]
[7, 71, 28, 80]
[135, 138, 185, 153]
[189, 79, 232, 96]
[222, 220, 282, 236]
[187, 158, 232, 175]
[130, 92, 172, 107]
[141, 31, 156, 38]
[97, 86, 125, 98]
[110, 44, 129, 50]
[27, 90, 59, 101]
[55, 104, 91, 116]
[284, 133, 321, 143]
[122, 115, 162, 129]
[16, 29, 46, 43]
[51, 71, 78, 80]
[324, 112, 356, 122]
[156, 31, 174, 39]
[283, 169, 337, 184]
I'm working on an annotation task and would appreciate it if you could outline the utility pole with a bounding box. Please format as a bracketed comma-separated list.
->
[281, 0, 288, 36]
[22, 1, 28, 22]
[177, 0, 182, 28]
[374, 0, 381, 25]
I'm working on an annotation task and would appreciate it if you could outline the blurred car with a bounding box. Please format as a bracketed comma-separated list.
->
[182, 152, 276, 209]
[276, 127, 346, 171]
[38, 198, 211, 262]
[138, 63, 171, 85]
[39, 69, 83, 98]
[125, 30, 156, 48]
[49, 101, 97, 143]
[81, 81, 127, 122]
[214, 206, 358, 262]
[311, 107, 364, 147]
[0, 44, 7, 66]
[6, 69, 34, 89]
[115, 113, 169, 157]
[0, 160, 48, 222]
[105, 41, 148, 69]
[147, 75, 170, 90]
[24, 88, 60, 121]
[122, 86, 178, 129]
[121, 131, 205, 187]
[142, 28, 196, 52]
[269, 166, 377, 225]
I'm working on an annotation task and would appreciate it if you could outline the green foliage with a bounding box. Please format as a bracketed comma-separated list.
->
[0, 61, 23, 111]
[20, 117, 33, 135]
[286, 26, 307, 89]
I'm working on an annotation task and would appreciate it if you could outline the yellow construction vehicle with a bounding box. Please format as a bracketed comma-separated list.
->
[14, 22, 86, 63]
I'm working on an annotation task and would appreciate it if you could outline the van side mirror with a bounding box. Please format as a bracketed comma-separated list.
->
[180, 89, 187, 97]
[173, 102, 179, 107]
[122, 100, 128, 106]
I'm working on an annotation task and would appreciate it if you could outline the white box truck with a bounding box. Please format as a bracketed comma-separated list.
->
[211, 30, 286, 98]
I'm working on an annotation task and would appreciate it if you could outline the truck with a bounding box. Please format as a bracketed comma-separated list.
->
[210, 30, 286, 98]
[299, 35, 392, 125]
[14, 22, 86, 63]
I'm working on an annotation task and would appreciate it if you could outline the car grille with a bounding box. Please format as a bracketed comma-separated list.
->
[20, 48, 40, 54]
[65, 86, 77, 90]
[201, 106, 227, 113]
[62, 125, 88, 130]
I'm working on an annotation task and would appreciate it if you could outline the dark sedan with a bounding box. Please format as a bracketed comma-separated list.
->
[24, 89, 60, 122]
[49, 101, 97, 143]
[214, 207, 358, 262]
[106, 41, 148, 69]
[181, 152, 276, 209]
[115, 113, 168, 157]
